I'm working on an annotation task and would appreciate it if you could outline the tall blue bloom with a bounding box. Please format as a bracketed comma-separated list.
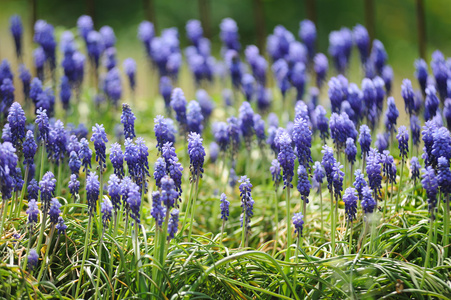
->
[86, 172, 99, 216]
[277, 132, 296, 189]
[91, 124, 108, 171]
[171, 88, 187, 133]
[39, 171, 56, 212]
[187, 132, 206, 182]
[110, 143, 124, 178]
[332, 162, 344, 201]
[160, 175, 178, 209]
[299, 19, 316, 59]
[345, 138, 357, 165]
[220, 193, 230, 221]
[28, 179, 39, 200]
[313, 161, 325, 189]
[292, 212, 304, 237]
[415, 59, 428, 93]
[187, 100, 204, 135]
[48, 198, 62, 225]
[7, 102, 26, 149]
[60, 76, 71, 111]
[375, 133, 388, 153]
[69, 151, 81, 175]
[384, 97, 399, 134]
[121, 103, 136, 140]
[293, 117, 312, 168]
[161, 142, 183, 198]
[78, 138, 92, 173]
[239, 176, 254, 230]
[437, 156, 451, 196]
[353, 169, 368, 201]
[35, 108, 49, 142]
[410, 157, 421, 183]
[23, 130, 37, 167]
[19, 65, 31, 100]
[69, 174, 80, 198]
[432, 127, 451, 163]
[359, 125, 372, 158]
[343, 187, 358, 222]
[239, 102, 254, 149]
[315, 105, 329, 141]
[167, 209, 179, 241]
[213, 122, 229, 152]
[314, 53, 328, 89]
[270, 159, 282, 189]
[422, 166, 438, 217]
[227, 116, 241, 160]
[127, 182, 141, 224]
[297, 165, 311, 203]
[107, 174, 121, 211]
[77, 15, 93, 42]
[361, 186, 376, 214]
[382, 150, 397, 184]
[151, 191, 166, 227]
[26, 199, 39, 226]
[154, 115, 176, 154]
[10, 15, 23, 58]
[425, 86, 440, 121]
[396, 126, 409, 161]
[431, 50, 448, 100]
[401, 79, 415, 116]
[366, 148, 382, 200]
[56, 216, 67, 235]
[321, 145, 336, 191]
[353, 24, 370, 63]
[27, 249, 38, 271]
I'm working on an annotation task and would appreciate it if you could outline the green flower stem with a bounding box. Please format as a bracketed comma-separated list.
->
[383, 179, 389, 219]
[272, 189, 279, 257]
[56, 163, 63, 198]
[349, 222, 353, 254]
[37, 226, 55, 281]
[22, 226, 33, 270]
[0, 199, 8, 238]
[108, 210, 119, 279]
[319, 185, 324, 240]
[240, 210, 247, 249]
[292, 235, 300, 292]
[284, 186, 292, 265]
[94, 227, 105, 300]
[35, 210, 48, 260]
[180, 179, 195, 236]
[188, 175, 200, 242]
[133, 223, 140, 291]
[369, 213, 376, 254]
[331, 187, 336, 257]
[444, 197, 450, 258]
[74, 214, 93, 299]
[38, 142, 45, 181]
[395, 158, 405, 212]
[16, 165, 29, 218]
[420, 215, 435, 289]
[212, 154, 226, 229]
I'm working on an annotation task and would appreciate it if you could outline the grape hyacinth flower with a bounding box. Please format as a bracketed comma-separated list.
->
[171, 88, 187, 134]
[343, 188, 358, 222]
[384, 97, 399, 135]
[35, 108, 49, 142]
[91, 124, 108, 172]
[345, 138, 357, 166]
[110, 143, 124, 178]
[161, 142, 183, 198]
[121, 104, 136, 140]
[415, 59, 428, 94]
[167, 209, 179, 241]
[159, 77, 172, 113]
[10, 15, 23, 58]
[353, 24, 370, 63]
[425, 86, 440, 121]
[359, 124, 372, 162]
[321, 145, 336, 191]
[127, 182, 141, 224]
[69, 174, 80, 199]
[297, 165, 311, 204]
[107, 174, 121, 212]
[239, 102, 255, 150]
[154, 115, 176, 154]
[397, 126, 409, 160]
[23, 130, 37, 167]
[220, 193, 230, 221]
[314, 53, 328, 89]
[353, 169, 368, 202]
[187, 133, 206, 182]
[56, 216, 67, 235]
[366, 148, 382, 200]
[332, 162, 345, 201]
[123, 58, 136, 91]
[277, 132, 296, 189]
[292, 212, 304, 237]
[293, 117, 312, 169]
[86, 172, 100, 216]
[270, 159, 282, 189]
[410, 157, 421, 184]
[19, 65, 31, 100]
[60, 76, 71, 111]
[160, 175, 178, 210]
[28, 179, 39, 200]
[239, 176, 254, 246]
[48, 198, 62, 225]
[315, 105, 329, 141]
[422, 166, 438, 217]
[432, 127, 451, 163]
[401, 79, 415, 117]
[26, 199, 39, 227]
[437, 156, 451, 197]
[299, 19, 316, 59]
[69, 151, 81, 175]
[187, 100, 204, 135]
[39, 171, 56, 212]
[7, 102, 26, 149]
[151, 191, 166, 227]
[27, 249, 38, 272]
[361, 186, 376, 214]
[227, 116, 241, 161]
[78, 138, 92, 173]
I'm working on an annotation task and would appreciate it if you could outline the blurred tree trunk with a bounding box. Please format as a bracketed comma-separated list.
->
[198, 0, 212, 40]
[86, 0, 95, 23]
[305, 0, 317, 24]
[30, 0, 37, 43]
[253, 0, 266, 52]
[416, 0, 426, 59]
[364, 0, 375, 41]
[143, 0, 157, 31]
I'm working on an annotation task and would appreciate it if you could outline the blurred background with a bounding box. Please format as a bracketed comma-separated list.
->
[0, 0, 450, 124]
